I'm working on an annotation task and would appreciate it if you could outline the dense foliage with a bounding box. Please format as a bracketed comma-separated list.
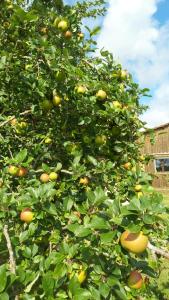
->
[0, 0, 169, 299]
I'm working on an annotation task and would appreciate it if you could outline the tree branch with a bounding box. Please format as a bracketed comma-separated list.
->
[0, 109, 32, 128]
[148, 242, 169, 260]
[3, 225, 16, 274]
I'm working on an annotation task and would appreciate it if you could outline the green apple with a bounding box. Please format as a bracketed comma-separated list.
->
[41, 100, 53, 111]
[95, 135, 107, 145]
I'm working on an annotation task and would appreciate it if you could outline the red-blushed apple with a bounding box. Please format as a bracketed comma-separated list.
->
[128, 270, 143, 289]
[20, 208, 33, 223]
[49, 172, 58, 181]
[17, 167, 28, 177]
[123, 162, 131, 170]
[96, 89, 107, 100]
[40, 173, 49, 183]
[64, 30, 72, 39]
[120, 230, 148, 254]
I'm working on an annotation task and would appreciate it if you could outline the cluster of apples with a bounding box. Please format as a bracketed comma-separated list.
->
[8, 165, 28, 177]
[123, 161, 144, 198]
[53, 17, 84, 41]
[40, 171, 58, 183]
[76, 85, 122, 108]
[120, 230, 149, 289]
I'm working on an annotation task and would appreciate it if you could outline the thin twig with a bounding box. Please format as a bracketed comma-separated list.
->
[3, 225, 16, 274]
[60, 169, 73, 175]
[148, 242, 169, 259]
[24, 273, 40, 293]
[0, 109, 32, 128]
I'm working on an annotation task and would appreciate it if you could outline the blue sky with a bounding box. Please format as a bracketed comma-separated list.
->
[65, 0, 169, 128]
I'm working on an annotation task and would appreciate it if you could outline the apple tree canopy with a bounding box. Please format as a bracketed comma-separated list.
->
[0, 0, 168, 299]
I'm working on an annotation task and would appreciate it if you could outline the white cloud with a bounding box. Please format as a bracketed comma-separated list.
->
[97, 0, 169, 128]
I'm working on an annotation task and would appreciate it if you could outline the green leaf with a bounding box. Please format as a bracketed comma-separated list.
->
[0, 265, 7, 293]
[99, 283, 110, 298]
[67, 224, 92, 237]
[100, 231, 116, 243]
[42, 273, 55, 295]
[90, 215, 110, 230]
[14, 149, 27, 164]
[0, 293, 9, 300]
[114, 287, 127, 300]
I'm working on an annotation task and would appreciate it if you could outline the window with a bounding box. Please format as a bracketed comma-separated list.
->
[155, 158, 169, 172]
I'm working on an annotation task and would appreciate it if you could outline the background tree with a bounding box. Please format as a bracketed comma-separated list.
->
[0, 0, 169, 299]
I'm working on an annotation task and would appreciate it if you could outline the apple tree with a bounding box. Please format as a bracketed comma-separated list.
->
[0, 0, 169, 299]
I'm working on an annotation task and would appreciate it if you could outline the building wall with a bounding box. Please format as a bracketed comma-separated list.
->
[142, 125, 169, 188]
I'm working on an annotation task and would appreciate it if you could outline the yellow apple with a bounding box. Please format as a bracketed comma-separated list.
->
[120, 230, 148, 254]
[78, 32, 84, 39]
[135, 184, 142, 192]
[49, 172, 58, 181]
[137, 192, 143, 199]
[76, 85, 87, 94]
[53, 95, 61, 106]
[96, 89, 107, 100]
[57, 20, 68, 32]
[120, 70, 128, 80]
[45, 137, 52, 144]
[79, 177, 89, 185]
[20, 208, 33, 223]
[112, 101, 122, 109]
[8, 165, 19, 176]
[128, 270, 143, 289]
[77, 270, 86, 284]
